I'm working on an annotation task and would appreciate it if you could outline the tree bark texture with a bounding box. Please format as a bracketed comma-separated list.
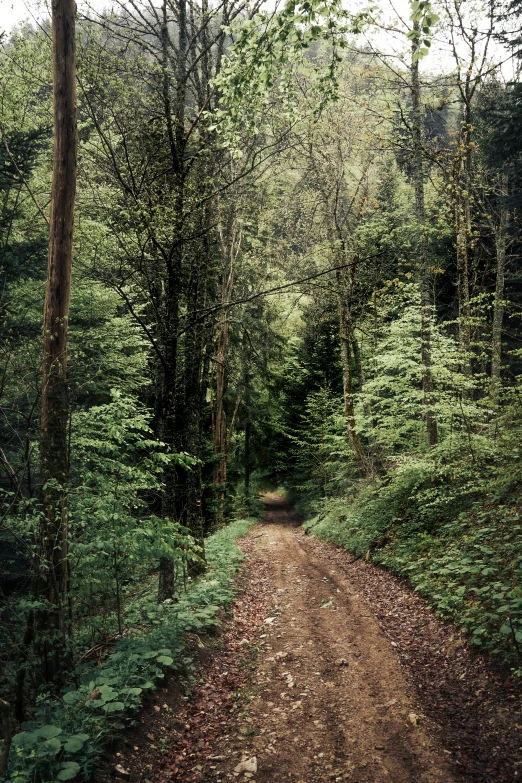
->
[411, 22, 438, 448]
[336, 270, 366, 469]
[491, 175, 508, 404]
[213, 210, 240, 522]
[183, 269, 206, 568]
[213, 299, 229, 523]
[455, 90, 474, 378]
[39, 0, 77, 684]
[158, 0, 187, 602]
[158, 257, 181, 602]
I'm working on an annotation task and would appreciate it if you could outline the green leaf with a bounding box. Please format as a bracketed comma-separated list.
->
[156, 655, 174, 666]
[44, 737, 62, 754]
[37, 725, 63, 739]
[57, 761, 81, 780]
[12, 731, 38, 746]
[102, 701, 125, 713]
[63, 736, 85, 752]
[500, 624, 512, 635]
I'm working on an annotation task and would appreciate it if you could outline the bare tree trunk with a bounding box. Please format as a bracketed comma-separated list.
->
[244, 419, 251, 494]
[453, 84, 475, 380]
[0, 698, 14, 778]
[158, 257, 181, 602]
[158, 0, 187, 602]
[455, 174, 473, 378]
[411, 21, 438, 448]
[39, 0, 77, 685]
[491, 174, 508, 404]
[184, 267, 207, 566]
[445, 1, 493, 381]
[213, 317, 228, 522]
[337, 270, 365, 469]
[213, 260, 234, 523]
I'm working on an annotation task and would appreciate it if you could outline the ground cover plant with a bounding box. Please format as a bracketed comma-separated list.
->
[2, 0, 522, 777]
[4, 519, 254, 782]
[301, 425, 522, 673]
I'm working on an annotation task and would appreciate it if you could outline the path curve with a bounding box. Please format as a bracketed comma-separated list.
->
[96, 493, 522, 783]
[213, 492, 456, 783]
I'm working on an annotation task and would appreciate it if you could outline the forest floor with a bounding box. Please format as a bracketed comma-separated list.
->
[96, 494, 522, 783]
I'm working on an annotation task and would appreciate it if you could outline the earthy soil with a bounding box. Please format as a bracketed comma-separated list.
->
[97, 494, 522, 783]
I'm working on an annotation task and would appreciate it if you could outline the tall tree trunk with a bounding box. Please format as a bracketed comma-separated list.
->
[184, 268, 207, 567]
[158, 261, 181, 602]
[455, 183, 473, 379]
[455, 94, 474, 379]
[244, 419, 251, 494]
[158, 0, 187, 601]
[411, 21, 438, 448]
[243, 354, 252, 495]
[213, 269, 233, 523]
[212, 208, 239, 522]
[491, 174, 508, 405]
[336, 270, 365, 469]
[39, 0, 77, 684]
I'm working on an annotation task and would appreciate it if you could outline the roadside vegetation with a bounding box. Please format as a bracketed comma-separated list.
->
[1, 0, 522, 779]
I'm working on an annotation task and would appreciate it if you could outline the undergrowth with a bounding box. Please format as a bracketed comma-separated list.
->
[302, 451, 522, 677]
[4, 518, 255, 783]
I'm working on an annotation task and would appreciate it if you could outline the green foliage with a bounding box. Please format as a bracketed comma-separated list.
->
[407, 0, 440, 61]
[212, 0, 368, 147]
[357, 284, 482, 453]
[2, 7, 522, 782]
[304, 411, 522, 673]
[4, 518, 254, 783]
[288, 387, 353, 505]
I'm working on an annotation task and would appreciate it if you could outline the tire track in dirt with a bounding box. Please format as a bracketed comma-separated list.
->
[97, 493, 522, 783]
[205, 494, 457, 783]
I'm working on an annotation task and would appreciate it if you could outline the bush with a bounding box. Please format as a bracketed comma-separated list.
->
[303, 446, 522, 676]
[4, 518, 254, 783]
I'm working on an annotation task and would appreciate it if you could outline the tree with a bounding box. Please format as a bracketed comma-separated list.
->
[409, 5, 438, 446]
[39, 0, 78, 683]
[442, 0, 499, 377]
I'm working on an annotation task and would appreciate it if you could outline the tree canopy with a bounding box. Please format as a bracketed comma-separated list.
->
[1, 0, 522, 779]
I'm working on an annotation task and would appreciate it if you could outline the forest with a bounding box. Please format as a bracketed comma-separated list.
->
[1, 0, 522, 780]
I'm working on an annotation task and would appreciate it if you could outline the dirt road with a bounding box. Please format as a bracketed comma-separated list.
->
[97, 494, 522, 783]
[207, 493, 456, 783]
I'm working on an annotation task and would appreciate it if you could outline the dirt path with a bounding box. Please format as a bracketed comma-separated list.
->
[97, 494, 522, 783]
[202, 494, 457, 783]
